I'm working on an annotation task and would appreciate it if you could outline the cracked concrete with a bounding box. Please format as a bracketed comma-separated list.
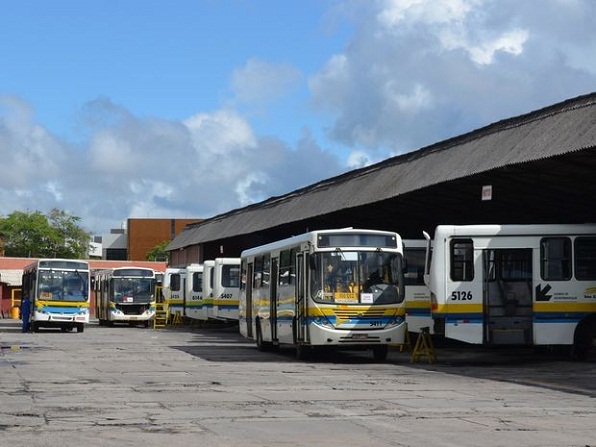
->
[1, 319, 595, 447]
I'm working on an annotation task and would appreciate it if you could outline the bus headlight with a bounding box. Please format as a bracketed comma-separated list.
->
[386, 315, 405, 328]
[313, 316, 334, 329]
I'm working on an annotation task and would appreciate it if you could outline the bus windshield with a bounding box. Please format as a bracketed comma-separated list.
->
[310, 251, 404, 304]
[38, 270, 88, 301]
[111, 278, 155, 304]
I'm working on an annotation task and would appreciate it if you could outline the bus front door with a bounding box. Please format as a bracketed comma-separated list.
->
[245, 263, 254, 339]
[270, 257, 279, 343]
[295, 253, 307, 343]
[483, 249, 533, 345]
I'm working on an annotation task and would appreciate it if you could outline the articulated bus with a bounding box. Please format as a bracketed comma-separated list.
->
[424, 224, 596, 357]
[21, 259, 91, 332]
[239, 228, 406, 361]
[403, 240, 433, 334]
[93, 267, 157, 327]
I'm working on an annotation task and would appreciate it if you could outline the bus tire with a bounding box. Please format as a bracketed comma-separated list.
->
[31, 322, 40, 333]
[573, 316, 596, 360]
[372, 345, 389, 362]
[76, 324, 84, 333]
[255, 320, 269, 352]
[295, 344, 311, 361]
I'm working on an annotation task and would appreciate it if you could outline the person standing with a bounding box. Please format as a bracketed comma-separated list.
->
[20, 295, 31, 333]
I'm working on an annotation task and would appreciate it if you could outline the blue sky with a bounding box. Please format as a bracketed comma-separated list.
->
[1, 0, 596, 235]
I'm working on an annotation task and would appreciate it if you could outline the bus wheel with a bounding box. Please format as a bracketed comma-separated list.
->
[76, 324, 85, 333]
[372, 345, 389, 362]
[295, 344, 311, 361]
[255, 321, 269, 352]
[573, 319, 596, 360]
[31, 322, 40, 333]
[144, 320, 150, 328]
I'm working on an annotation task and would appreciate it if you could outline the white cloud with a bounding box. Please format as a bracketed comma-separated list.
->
[3, 0, 596, 237]
[0, 95, 344, 234]
[309, 0, 596, 153]
[231, 58, 302, 104]
[0, 96, 66, 188]
[378, 0, 480, 26]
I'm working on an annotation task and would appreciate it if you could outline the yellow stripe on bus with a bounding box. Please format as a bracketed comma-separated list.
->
[37, 300, 89, 308]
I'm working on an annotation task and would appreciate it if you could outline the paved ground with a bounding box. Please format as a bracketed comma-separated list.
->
[1, 318, 595, 447]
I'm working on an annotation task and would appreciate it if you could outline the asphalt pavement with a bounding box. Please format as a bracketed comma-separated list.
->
[1, 318, 595, 447]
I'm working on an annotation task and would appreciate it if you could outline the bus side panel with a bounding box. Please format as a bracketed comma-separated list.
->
[255, 286, 273, 343]
[533, 287, 596, 346]
[404, 284, 433, 334]
[444, 248, 484, 344]
[212, 263, 240, 321]
[239, 262, 252, 338]
[202, 264, 214, 321]
[275, 284, 295, 345]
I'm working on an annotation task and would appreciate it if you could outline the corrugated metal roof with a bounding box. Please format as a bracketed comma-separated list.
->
[167, 93, 596, 250]
[0, 270, 24, 286]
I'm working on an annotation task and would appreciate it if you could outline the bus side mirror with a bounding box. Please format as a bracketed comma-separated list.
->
[422, 230, 432, 287]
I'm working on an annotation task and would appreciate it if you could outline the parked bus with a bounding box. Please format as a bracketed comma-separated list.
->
[162, 259, 240, 322]
[423, 224, 596, 357]
[403, 240, 433, 334]
[239, 228, 406, 361]
[201, 260, 215, 320]
[21, 259, 91, 332]
[211, 258, 241, 321]
[94, 267, 157, 327]
[162, 267, 186, 317]
[184, 263, 205, 320]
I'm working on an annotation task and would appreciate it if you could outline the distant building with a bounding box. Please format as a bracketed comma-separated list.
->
[96, 218, 202, 262]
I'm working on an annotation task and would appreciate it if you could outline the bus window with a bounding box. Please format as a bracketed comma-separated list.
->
[171, 273, 182, 291]
[499, 250, 532, 281]
[450, 239, 474, 281]
[404, 248, 425, 286]
[574, 237, 596, 280]
[541, 237, 572, 281]
[279, 249, 295, 286]
[222, 265, 240, 287]
[192, 272, 203, 292]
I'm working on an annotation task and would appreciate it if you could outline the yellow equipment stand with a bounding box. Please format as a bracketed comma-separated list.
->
[153, 303, 169, 329]
[410, 327, 437, 364]
[170, 311, 183, 327]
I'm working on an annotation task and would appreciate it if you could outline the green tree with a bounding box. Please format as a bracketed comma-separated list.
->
[0, 209, 92, 258]
[146, 240, 170, 262]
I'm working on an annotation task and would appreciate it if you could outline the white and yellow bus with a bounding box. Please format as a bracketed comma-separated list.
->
[423, 224, 596, 357]
[403, 239, 433, 335]
[239, 228, 406, 361]
[163, 259, 240, 322]
[211, 258, 241, 321]
[21, 259, 91, 333]
[94, 267, 157, 327]
[162, 266, 187, 318]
